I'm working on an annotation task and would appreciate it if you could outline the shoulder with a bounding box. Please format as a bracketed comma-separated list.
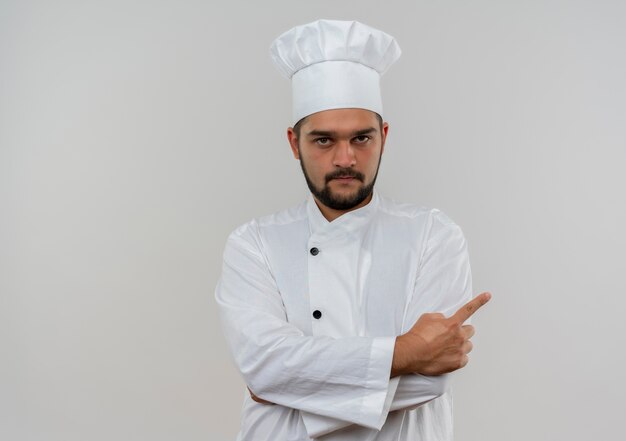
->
[375, 194, 466, 244]
[226, 200, 308, 252]
[376, 194, 433, 220]
[377, 194, 460, 227]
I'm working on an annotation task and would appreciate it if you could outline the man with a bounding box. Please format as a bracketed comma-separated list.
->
[215, 19, 491, 440]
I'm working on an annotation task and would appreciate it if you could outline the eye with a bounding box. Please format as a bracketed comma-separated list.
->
[315, 137, 332, 146]
[353, 135, 371, 144]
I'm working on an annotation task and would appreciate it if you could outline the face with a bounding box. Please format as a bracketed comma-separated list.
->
[287, 108, 388, 215]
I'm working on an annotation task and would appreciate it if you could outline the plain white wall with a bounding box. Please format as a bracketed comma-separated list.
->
[2, 1, 625, 440]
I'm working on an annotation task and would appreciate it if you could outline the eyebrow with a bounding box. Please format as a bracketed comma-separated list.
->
[306, 127, 378, 138]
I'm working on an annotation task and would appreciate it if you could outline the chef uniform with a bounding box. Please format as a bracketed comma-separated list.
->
[215, 20, 473, 441]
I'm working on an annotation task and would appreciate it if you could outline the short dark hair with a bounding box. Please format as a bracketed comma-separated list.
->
[293, 111, 384, 139]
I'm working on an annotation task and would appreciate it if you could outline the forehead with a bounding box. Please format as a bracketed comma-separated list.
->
[300, 108, 380, 133]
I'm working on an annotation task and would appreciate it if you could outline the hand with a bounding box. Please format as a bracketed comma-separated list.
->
[247, 387, 274, 405]
[391, 292, 491, 377]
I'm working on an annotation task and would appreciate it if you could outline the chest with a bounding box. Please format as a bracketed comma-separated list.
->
[261, 219, 424, 338]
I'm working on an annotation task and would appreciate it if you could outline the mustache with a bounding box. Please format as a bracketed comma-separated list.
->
[325, 168, 365, 184]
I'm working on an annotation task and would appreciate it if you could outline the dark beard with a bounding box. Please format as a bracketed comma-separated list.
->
[298, 152, 381, 211]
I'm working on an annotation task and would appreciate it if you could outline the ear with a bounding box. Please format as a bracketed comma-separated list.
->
[380, 122, 389, 155]
[287, 127, 300, 159]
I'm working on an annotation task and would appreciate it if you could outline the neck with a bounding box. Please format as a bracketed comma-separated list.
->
[313, 192, 374, 222]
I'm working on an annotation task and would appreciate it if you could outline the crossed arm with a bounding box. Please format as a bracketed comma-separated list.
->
[247, 293, 489, 396]
[216, 215, 490, 438]
[246, 294, 490, 436]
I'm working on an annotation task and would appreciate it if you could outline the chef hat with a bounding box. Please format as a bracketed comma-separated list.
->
[270, 19, 402, 125]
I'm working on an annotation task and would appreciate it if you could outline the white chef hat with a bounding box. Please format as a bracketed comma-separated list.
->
[270, 19, 401, 125]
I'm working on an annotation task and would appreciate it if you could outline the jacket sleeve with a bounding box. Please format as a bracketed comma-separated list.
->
[301, 374, 447, 437]
[301, 209, 473, 437]
[215, 224, 396, 431]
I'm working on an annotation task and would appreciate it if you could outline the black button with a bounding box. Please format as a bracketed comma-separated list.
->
[310, 247, 319, 256]
[312, 310, 322, 319]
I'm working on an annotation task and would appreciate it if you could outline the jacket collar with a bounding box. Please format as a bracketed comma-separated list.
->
[306, 189, 379, 242]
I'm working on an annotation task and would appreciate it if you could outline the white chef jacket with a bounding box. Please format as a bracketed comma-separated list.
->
[215, 190, 472, 440]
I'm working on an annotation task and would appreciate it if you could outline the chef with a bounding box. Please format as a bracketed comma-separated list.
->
[215, 19, 491, 440]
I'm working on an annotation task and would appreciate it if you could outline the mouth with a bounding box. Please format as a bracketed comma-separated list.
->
[331, 176, 359, 184]
[325, 170, 365, 184]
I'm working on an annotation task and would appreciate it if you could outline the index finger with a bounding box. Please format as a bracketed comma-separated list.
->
[450, 292, 492, 324]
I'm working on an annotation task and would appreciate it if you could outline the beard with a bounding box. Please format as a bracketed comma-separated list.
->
[298, 151, 382, 211]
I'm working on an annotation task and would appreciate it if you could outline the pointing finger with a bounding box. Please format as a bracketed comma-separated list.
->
[451, 292, 491, 324]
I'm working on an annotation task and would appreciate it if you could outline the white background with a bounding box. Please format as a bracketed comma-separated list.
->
[2, 1, 625, 440]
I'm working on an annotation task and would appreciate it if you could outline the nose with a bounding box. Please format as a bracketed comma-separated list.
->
[332, 140, 356, 168]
